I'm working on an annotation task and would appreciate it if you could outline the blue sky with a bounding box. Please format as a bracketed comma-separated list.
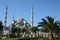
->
[0, 0, 60, 26]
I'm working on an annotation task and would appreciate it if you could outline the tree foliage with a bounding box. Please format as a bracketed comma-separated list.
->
[30, 27, 38, 33]
[38, 16, 58, 32]
[11, 27, 21, 33]
[21, 28, 26, 33]
[0, 21, 3, 30]
[38, 27, 49, 32]
[11, 27, 21, 37]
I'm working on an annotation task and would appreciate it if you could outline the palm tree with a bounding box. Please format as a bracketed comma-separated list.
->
[37, 16, 58, 40]
[55, 21, 60, 36]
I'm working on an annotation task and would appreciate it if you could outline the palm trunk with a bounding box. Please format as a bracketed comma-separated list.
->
[49, 31, 53, 40]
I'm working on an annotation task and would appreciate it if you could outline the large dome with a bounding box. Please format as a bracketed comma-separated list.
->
[16, 17, 24, 20]
[14, 17, 27, 27]
[16, 17, 24, 22]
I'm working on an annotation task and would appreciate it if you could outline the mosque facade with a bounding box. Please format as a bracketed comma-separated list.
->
[8, 17, 31, 34]
[3, 5, 34, 35]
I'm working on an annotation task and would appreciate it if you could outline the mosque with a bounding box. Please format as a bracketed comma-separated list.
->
[3, 5, 34, 35]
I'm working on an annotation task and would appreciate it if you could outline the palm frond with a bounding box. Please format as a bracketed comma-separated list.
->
[46, 16, 54, 24]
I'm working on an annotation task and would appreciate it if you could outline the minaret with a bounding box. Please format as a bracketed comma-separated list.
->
[13, 14, 14, 22]
[9, 14, 15, 34]
[4, 5, 8, 30]
[30, 6, 34, 27]
[12, 14, 15, 27]
[3, 5, 8, 35]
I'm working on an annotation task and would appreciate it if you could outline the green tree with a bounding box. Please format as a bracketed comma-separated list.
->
[21, 28, 26, 33]
[37, 16, 58, 40]
[11, 27, 21, 37]
[0, 21, 3, 30]
[38, 27, 49, 32]
[30, 27, 38, 33]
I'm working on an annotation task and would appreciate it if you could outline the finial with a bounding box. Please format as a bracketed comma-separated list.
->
[13, 14, 14, 21]
[6, 5, 8, 11]
[31, 5, 33, 13]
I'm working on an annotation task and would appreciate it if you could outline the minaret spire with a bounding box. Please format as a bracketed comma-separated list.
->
[13, 14, 14, 21]
[4, 5, 8, 30]
[31, 6, 34, 27]
[12, 14, 15, 24]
